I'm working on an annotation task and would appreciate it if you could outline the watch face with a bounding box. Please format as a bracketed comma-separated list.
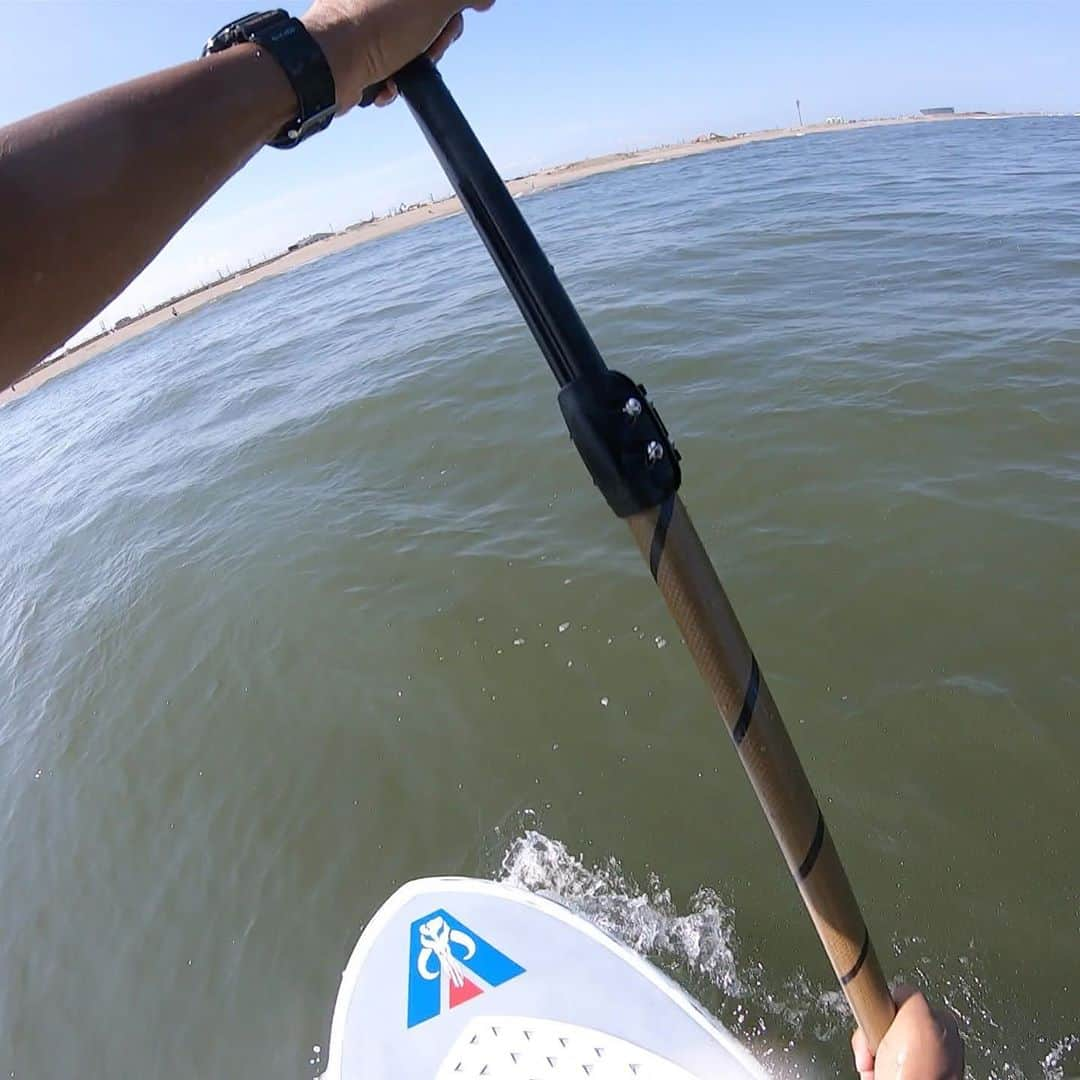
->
[203, 10, 290, 53]
[245, 10, 291, 36]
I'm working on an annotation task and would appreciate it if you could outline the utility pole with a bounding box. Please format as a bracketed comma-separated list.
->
[796, 98, 804, 127]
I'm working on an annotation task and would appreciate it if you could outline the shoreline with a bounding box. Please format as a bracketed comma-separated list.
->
[1, 110, 1050, 407]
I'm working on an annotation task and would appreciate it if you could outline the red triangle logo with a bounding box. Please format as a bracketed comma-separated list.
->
[449, 976, 484, 1010]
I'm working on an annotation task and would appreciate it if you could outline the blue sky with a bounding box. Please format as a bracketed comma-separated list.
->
[4, 1, 1078, 332]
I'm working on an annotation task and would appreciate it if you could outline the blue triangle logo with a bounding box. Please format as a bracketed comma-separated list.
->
[407, 909, 526, 1028]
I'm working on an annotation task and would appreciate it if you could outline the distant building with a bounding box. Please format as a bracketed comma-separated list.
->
[824, 116, 846, 125]
[921, 106, 956, 116]
[288, 231, 334, 252]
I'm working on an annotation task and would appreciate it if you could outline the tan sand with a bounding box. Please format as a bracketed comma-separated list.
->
[1, 110, 1032, 408]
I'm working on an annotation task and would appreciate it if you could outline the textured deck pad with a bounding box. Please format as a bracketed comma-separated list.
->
[436, 1015, 697, 1078]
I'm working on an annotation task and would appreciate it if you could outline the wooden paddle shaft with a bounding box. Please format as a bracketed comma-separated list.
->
[628, 494, 896, 1049]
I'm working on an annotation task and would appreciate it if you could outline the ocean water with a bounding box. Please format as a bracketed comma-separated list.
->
[1, 116, 1078, 1078]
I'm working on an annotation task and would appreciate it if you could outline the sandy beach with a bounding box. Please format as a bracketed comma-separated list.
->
[1, 110, 1031, 408]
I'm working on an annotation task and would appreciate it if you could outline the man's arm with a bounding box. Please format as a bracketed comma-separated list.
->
[0, 0, 492, 385]
[0, 46, 297, 380]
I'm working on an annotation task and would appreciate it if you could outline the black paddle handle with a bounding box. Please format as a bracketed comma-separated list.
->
[390, 57, 608, 388]
[392, 57, 681, 516]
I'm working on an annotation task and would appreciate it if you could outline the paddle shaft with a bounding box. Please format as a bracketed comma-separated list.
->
[394, 57, 895, 1049]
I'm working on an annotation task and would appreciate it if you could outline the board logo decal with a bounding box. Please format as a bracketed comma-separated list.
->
[407, 909, 525, 1028]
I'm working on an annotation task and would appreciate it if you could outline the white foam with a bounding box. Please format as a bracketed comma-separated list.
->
[497, 831, 1070, 1077]
[500, 829, 745, 998]
[1042, 1035, 1080, 1079]
[497, 828, 852, 1071]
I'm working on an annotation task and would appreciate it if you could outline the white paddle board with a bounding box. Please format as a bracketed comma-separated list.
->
[324, 877, 766, 1078]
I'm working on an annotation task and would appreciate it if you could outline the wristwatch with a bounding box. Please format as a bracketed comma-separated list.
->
[202, 10, 337, 149]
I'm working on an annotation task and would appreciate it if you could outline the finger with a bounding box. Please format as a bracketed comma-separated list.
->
[851, 1028, 875, 1075]
[426, 13, 464, 64]
[940, 1007, 962, 1038]
[940, 1008, 965, 1070]
[935, 1001, 964, 1051]
[890, 984, 920, 1007]
[375, 79, 398, 107]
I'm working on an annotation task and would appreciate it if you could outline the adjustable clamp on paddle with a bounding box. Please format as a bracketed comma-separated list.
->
[558, 372, 681, 517]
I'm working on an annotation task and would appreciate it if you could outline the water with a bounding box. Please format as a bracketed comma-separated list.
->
[2, 117, 1077, 1077]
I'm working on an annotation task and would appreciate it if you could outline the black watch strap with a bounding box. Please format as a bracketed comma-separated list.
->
[203, 10, 337, 149]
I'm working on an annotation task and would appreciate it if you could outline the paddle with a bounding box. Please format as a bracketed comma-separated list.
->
[380, 55, 896, 1051]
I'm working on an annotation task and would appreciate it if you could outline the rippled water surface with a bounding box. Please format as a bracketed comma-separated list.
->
[2, 117, 1078, 1077]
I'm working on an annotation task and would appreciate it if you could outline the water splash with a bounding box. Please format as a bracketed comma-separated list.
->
[497, 831, 1073, 1078]
[498, 829, 851, 1075]
[501, 828, 745, 997]
[1042, 1035, 1080, 1080]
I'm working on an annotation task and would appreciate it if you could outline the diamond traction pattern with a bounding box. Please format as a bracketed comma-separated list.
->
[436, 1016, 697, 1078]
